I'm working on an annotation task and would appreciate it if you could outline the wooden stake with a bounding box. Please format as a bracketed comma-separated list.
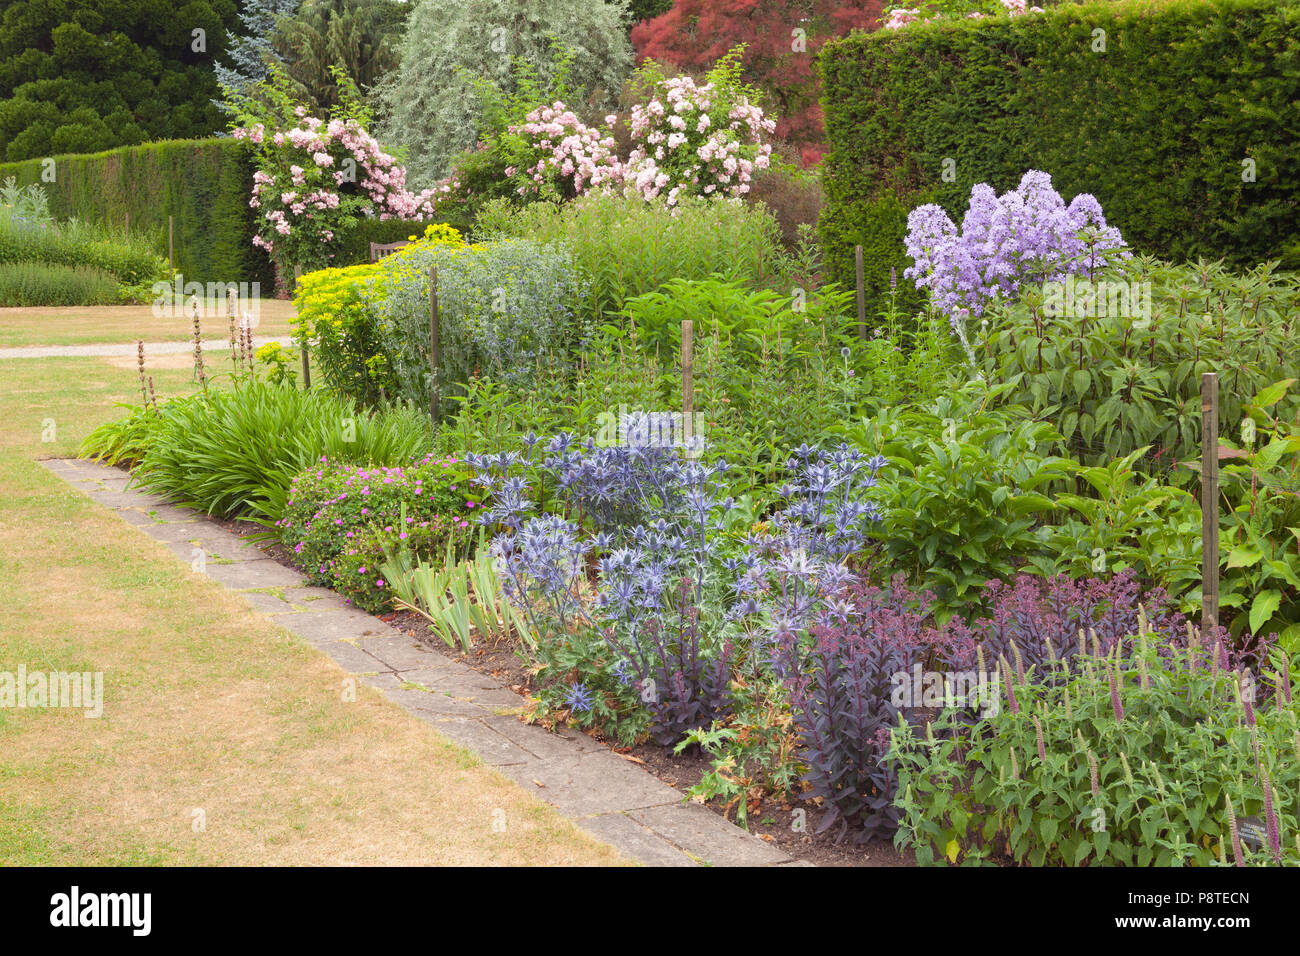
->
[1201, 372, 1219, 631]
[429, 267, 440, 425]
[682, 319, 694, 449]
[124, 211, 129, 242]
[301, 339, 311, 389]
[854, 244, 866, 341]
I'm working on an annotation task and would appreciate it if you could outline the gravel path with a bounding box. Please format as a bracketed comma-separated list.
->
[0, 336, 293, 360]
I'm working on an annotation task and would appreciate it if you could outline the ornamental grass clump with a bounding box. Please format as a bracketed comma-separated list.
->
[131, 379, 434, 523]
[891, 616, 1300, 866]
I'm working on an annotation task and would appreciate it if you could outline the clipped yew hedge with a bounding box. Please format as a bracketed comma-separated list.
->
[818, 0, 1300, 318]
[0, 138, 274, 288]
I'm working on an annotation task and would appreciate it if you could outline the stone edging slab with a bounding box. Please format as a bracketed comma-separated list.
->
[40, 457, 805, 868]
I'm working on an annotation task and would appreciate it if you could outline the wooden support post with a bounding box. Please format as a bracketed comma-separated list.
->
[429, 267, 440, 426]
[1201, 372, 1220, 632]
[124, 211, 129, 243]
[301, 339, 311, 390]
[682, 319, 694, 450]
[168, 215, 174, 283]
[854, 244, 866, 341]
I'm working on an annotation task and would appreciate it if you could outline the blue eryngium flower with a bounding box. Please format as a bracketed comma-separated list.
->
[563, 682, 596, 713]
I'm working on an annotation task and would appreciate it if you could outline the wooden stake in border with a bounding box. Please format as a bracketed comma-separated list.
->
[1201, 372, 1220, 631]
[429, 266, 440, 426]
[124, 211, 129, 243]
[682, 319, 694, 450]
[168, 215, 174, 283]
[854, 244, 866, 341]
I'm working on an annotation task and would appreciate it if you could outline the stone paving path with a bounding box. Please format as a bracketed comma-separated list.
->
[0, 337, 292, 360]
[42, 457, 804, 867]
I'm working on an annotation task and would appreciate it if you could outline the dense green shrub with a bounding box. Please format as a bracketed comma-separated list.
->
[277, 454, 478, 611]
[475, 194, 787, 326]
[0, 261, 121, 306]
[972, 257, 1300, 476]
[0, 139, 273, 287]
[130, 381, 434, 524]
[842, 385, 1076, 620]
[819, 0, 1300, 316]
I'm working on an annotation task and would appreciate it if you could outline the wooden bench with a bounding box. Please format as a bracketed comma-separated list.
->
[369, 240, 412, 263]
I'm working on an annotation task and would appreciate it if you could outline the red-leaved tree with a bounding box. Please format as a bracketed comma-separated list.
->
[630, 0, 884, 166]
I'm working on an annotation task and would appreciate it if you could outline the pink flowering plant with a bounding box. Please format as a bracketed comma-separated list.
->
[881, 0, 1044, 31]
[277, 453, 478, 611]
[227, 65, 437, 278]
[504, 103, 623, 201]
[622, 47, 774, 206]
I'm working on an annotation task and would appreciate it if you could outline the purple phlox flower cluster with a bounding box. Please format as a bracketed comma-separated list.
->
[904, 169, 1129, 323]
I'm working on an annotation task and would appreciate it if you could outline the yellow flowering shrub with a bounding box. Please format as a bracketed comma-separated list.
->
[293, 223, 465, 405]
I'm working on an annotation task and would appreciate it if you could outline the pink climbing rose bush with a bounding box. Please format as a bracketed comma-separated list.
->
[505, 103, 623, 200]
[228, 66, 437, 277]
[622, 49, 774, 206]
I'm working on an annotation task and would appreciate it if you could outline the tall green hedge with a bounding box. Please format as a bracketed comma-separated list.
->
[818, 0, 1300, 318]
[0, 138, 274, 289]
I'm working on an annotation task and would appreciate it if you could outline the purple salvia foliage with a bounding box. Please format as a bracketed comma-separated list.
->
[777, 576, 972, 843]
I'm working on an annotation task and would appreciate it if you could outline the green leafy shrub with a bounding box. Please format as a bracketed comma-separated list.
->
[975, 258, 1300, 475]
[843, 384, 1075, 619]
[622, 274, 855, 362]
[277, 454, 477, 612]
[474, 194, 786, 326]
[131, 381, 434, 523]
[892, 622, 1300, 866]
[0, 261, 121, 306]
[1210, 380, 1300, 652]
[819, 0, 1300, 315]
[1027, 448, 1202, 604]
